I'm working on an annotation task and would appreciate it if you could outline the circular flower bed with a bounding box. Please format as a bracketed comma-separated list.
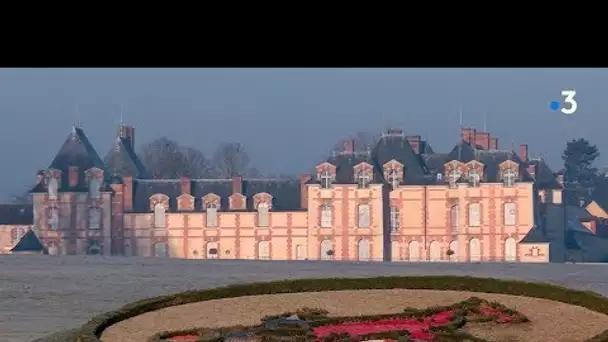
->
[155, 298, 529, 342]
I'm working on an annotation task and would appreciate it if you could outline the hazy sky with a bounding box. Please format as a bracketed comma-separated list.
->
[0, 68, 605, 200]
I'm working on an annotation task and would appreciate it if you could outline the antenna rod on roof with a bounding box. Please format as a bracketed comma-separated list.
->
[458, 103, 463, 161]
[483, 111, 487, 132]
[120, 104, 124, 125]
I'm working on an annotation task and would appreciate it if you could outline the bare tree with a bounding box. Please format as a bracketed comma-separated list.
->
[333, 131, 378, 152]
[139, 137, 189, 179]
[181, 146, 215, 178]
[212, 142, 252, 177]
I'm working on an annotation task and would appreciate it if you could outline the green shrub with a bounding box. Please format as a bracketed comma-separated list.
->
[74, 276, 608, 342]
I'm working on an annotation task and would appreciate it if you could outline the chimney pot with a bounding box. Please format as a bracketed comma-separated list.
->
[342, 139, 355, 154]
[519, 144, 529, 162]
[460, 127, 476, 144]
[489, 137, 498, 150]
[406, 135, 422, 154]
[474, 132, 490, 150]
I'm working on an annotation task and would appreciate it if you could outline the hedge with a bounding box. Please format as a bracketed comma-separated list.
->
[74, 275, 608, 342]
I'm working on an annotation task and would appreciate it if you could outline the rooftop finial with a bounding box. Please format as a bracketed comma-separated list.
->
[120, 104, 124, 125]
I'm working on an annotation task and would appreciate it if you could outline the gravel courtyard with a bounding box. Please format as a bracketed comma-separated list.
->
[2, 255, 608, 342]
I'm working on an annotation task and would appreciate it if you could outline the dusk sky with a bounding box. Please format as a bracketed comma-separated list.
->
[0, 68, 605, 200]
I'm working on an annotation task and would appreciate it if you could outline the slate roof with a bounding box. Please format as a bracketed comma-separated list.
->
[131, 178, 302, 213]
[0, 204, 33, 225]
[30, 126, 110, 193]
[10, 229, 46, 253]
[104, 137, 148, 178]
[527, 158, 562, 190]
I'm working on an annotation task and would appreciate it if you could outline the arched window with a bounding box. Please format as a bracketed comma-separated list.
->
[358, 204, 370, 228]
[154, 203, 166, 229]
[408, 241, 420, 262]
[450, 205, 459, 233]
[320, 171, 332, 189]
[504, 237, 517, 262]
[358, 238, 370, 261]
[429, 241, 441, 262]
[391, 240, 400, 261]
[320, 239, 332, 260]
[258, 240, 270, 260]
[48, 178, 58, 199]
[390, 206, 400, 232]
[469, 238, 481, 262]
[89, 208, 101, 230]
[257, 202, 269, 227]
[503, 168, 517, 187]
[448, 240, 458, 262]
[468, 170, 480, 187]
[357, 171, 371, 189]
[295, 244, 306, 260]
[320, 203, 332, 228]
[504, 202, 516, 226]
[468, 203, 481, 227]
[206, 202, 218, 227]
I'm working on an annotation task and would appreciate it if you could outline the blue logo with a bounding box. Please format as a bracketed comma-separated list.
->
[549, 101, 560, 112]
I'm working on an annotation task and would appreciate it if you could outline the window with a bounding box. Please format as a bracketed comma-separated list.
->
[89, 208, 101, 230]
[504, 202, 516, 226]
[320, 203, 332, 227]
[320, 170, 332, 189]
[503, 168, 516, 187]
[48, 178, 58, 199]
[206, 202, 218, 227]
[448, 169, 460, 188]
[436, 173, 443, 181]
[504, 237, 517, 262]
[154, 242, 167, 257]
[154, 203, 166, 229]
[468, 203, 481, 227]
[257, 202, 269, 227]
[358, 238, 370, 261]
[358, 204, 370, 228]
[357, 171, 371, 189]
[450, 205, 459, 233]
[531, 246, 540, 256]
[390, 206, 400, 232]
[88, 240, 101, 255]
[468, 170, 480, 187]
[258, 240, 270, 260]
[48, 208, 59, 230]
[387, 170, 400, 189]
[89, 178, 102, 199]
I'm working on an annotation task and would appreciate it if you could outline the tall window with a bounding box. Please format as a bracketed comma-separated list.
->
[89, 208, 101, 230]
[468, 203, 481, 227]
[89, 178, 102, 199]
[320, 171, 332, 189]
[503, 168, 516, 187]
[258, 240, 270, 260]
[357, 171, 371, 189]
[154, 203, 166, 229]
[468, 170, 480, 187]
[358, 204, 370, 228]
[390, 206, 400, 232]
[48, 178, 58, 199]
[504, 202, 516, 226]
[48, 208, 59, 230]
[320, 203, 332, 227]
[206, 202, 218, 227]
[257, 202, 269, 227]
[387, 170, 400, 189]
[448, 169, 460, 188]
[450, 204, 459, 233]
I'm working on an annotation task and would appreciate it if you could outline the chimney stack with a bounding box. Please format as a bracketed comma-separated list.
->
[232, 175, 243, 195]
[460, 127, 476, 144]
[123, 176, 134, 211]
[180, 177, 191, 195]
[519, 144, 529, 162]
[68, 166, 79, 187]
[117, 125, 135, 150]
[342, 139, 355, 154]
[406, 135, 421, 154]
[489, 137, 498, 150]
[474, 132, 490, 150]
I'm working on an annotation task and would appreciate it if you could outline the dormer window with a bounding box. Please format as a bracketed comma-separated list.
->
[89, 178, 102, 199]
[468, 170, 480, 187]
[436, 173, 443, 181]
[503, 168, 517, 187]
[448, 169, 461, 188]
[357, 171, 371, 189]
[388, 170, 400, 189]
[320, 170, 332, 189]
[48, 178, 58, 200]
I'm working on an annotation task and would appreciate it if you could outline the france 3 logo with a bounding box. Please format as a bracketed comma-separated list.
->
[549, 90, 577, 115]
